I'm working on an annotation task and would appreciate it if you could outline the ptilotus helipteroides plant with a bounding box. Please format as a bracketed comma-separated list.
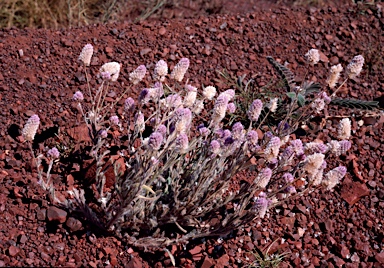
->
[24, 44, 355, 251]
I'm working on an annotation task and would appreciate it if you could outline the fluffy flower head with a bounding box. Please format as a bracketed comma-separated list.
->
[109, 115, 119, 126]
[268, 98, 278, 113]
[227, 102, 236, 114]
[171, 58, 190, 82]
[255, 168, 272, 188]
[78, 44, 93, 66]
[346, 55, 364, 79]
[303, 153, 325, 176]
[124, 97, 135, 113]
[247, 99, 263, 122]
[311, 98, 325, 113]
[210, 140, 221, 155]
[129, 65, 147, 85]
[22, 114, 40, 141]
[149, 132, 164, 150]
[175, 134, 189, 153]
[47, 147, 60, 159]
[338, 118, 351, 140]
[327, 64, 343, 89]
[73, 91, 84, 101]
[212, 93, 230, 124]
[183, 85, 197, 107]
[305, 48, 320, 65]
[203, 86, 217, 100]
[100, 62, 120, 82]
[264, 136, 281, 161]
[154, 60, 168, 81]
[322, 166, 347, 190]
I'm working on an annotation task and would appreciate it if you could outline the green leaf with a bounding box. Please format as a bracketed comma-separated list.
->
[266, 56, 296, 91]
[286, 92, 296, 101]
[297, 94, 305, 107]
[330, 98, 379, 110]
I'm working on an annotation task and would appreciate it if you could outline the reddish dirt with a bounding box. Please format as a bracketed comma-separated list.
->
[0, 1, 383, 267]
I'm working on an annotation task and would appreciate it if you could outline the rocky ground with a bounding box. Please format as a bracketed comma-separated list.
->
[0, 0, 383, 267]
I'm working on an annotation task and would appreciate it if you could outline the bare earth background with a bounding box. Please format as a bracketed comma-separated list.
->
[0, 0, 383, 267]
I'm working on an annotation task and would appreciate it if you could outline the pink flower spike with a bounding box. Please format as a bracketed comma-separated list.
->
[247, 99, 263, 122]
[109, 115, 119, 126]
[73, 91, 84, 101]
[149, 132, 164, 150]
[47, 147, 60, 159]
[124, 97, 135, 113]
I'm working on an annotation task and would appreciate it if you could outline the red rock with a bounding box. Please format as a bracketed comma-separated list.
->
[103, 247, 113, 255]
[280, 216, 295, 229]
[105, 47, 113, 53]
[47, 206, 67, 223]
[66, 174, 74, 186]
[66, 124, 92, 142]
[57, 255, 66, 264]
[19, 234, 28, 244]
[8, 245, 20, 257]
[216, 254, 229, 267]
[110, 255, 118, 266]
[333, 256, 345, 267]
[340, 244, 350, 258]
[40, 251, 50, 260]
[159, 27, 167, 35]
[311, 256, 320, 266]
[66, 217, 82, 232]
[189, 245, 203, 261]
[375, 251, 384, 263]
[201, 256, 215, 268]
[341, 182, 370, 206]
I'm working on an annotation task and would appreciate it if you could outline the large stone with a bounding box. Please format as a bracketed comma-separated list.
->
[47, 206, 67, 223]
[66, 124, 92, 142]
[8, 245, 20, 257]
[341, 181, 370, 206]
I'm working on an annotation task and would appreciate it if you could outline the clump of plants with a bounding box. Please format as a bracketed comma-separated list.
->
[218, 49, 378, 134]
[22, 45, 364, 252]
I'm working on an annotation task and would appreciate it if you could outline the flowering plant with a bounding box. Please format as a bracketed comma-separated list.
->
[218, 51, 378, 134]
[23, 45, 357, 252]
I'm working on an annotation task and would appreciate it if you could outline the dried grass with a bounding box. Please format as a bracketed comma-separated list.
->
[0, 0, 120, 29]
